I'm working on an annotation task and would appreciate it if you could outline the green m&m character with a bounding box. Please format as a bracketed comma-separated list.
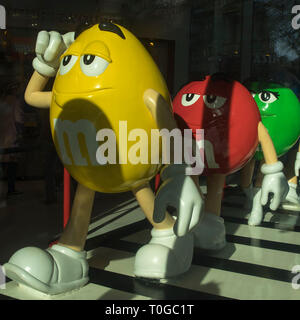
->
[242, 81, 300, 226]
[249, 82, 300, 160]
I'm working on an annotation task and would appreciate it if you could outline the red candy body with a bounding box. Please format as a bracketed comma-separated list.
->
[172, 76, 261, 175]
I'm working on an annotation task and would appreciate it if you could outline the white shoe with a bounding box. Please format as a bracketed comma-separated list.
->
[192, 211, 226, 250]
[134, 227, 194, 279]
[248, 187, 264, 226]
[281, 183, 300, 211]
[285, 183, 300, 203]
[4, 245, 89, 295]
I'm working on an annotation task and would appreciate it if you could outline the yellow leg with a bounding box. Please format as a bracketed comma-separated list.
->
[284, 148, 298, 184]
[205, 173, 226, 216]
[289, 176, 298, 185]
[132, 183, 175, 230]
[254, 160, 264, 188]
[58, 183, 95, 252]
[240, 157, 256, 188]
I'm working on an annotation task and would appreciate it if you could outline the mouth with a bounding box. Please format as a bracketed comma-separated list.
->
[53, 88, 113, 108]
[261, 113, 277, 119]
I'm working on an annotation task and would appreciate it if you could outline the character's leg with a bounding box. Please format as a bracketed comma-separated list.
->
[133, 183, 194, 279]
[282, 148, 300, 207]
[58, 183, 95, 251]
[240, 157, 256, 210]
[248, 160, 264, 226]
[205, 173, 226, 216]
[284, 148, 298, 184]
[4, 183, 95, 294]
[192, 174, 227, 250]
[283, 182, 300, 207]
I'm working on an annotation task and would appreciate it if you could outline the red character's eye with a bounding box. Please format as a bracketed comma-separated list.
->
[181, 93, 201, 106]
[203, 95, 227, 109]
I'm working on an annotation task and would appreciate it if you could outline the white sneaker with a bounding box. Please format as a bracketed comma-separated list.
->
[285, 183, 300, 203]
[4, 245, 89, 295]
[134, 227, 194, 279]
[192, 211, 226, 250]
[280, 182, 300, 211]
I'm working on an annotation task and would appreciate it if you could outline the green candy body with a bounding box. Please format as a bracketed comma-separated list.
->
[249, 82, 300, 160]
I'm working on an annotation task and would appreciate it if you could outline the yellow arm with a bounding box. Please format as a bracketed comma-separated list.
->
[143, 88, 182, 164]
[143, 88, 177, 131]
[24, 71, 52, 108]
[258, 121, 278, 165]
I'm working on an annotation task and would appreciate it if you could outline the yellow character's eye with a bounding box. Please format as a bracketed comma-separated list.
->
[80, 54, 109, 77]
[59, 55, 78, 75]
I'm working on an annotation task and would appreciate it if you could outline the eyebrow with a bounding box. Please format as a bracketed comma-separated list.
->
[98, 22, 125, 39]
[269, 91, 280, 97]
[251, 90, 280, 97]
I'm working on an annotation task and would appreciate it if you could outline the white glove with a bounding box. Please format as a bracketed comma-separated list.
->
[295, 152, 300, 177]
[260, 161, 289, 210]
[153, 164, 204, 237]
[33, 31, 75, 77]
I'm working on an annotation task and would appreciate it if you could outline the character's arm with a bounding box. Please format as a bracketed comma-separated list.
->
[143, 88, 182, 163]
[258, 121, 277, 164]
[24, 71, 52, 108]
[24, 30, 75, 109]
[143, 88, 204, 237]
[143, 89, 177, 131]
[258, 121, 288, 210]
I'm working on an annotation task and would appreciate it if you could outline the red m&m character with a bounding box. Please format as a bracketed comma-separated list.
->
[173, 74, 261, 175]
[172, 74, 288, 250]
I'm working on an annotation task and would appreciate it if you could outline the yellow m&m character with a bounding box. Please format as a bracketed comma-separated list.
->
[4, 23, 204, 295]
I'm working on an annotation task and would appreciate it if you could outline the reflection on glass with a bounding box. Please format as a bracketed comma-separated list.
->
[252, 0, 300, 97]
[190, 0, 242, 80]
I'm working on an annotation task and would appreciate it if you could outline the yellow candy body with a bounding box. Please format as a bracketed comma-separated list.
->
[50, 24, 170, 193]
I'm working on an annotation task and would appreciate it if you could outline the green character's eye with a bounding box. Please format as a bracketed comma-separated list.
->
[258, 91, 279, 104]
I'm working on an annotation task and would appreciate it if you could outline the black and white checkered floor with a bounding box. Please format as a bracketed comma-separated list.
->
[1, 183, 300, 300]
